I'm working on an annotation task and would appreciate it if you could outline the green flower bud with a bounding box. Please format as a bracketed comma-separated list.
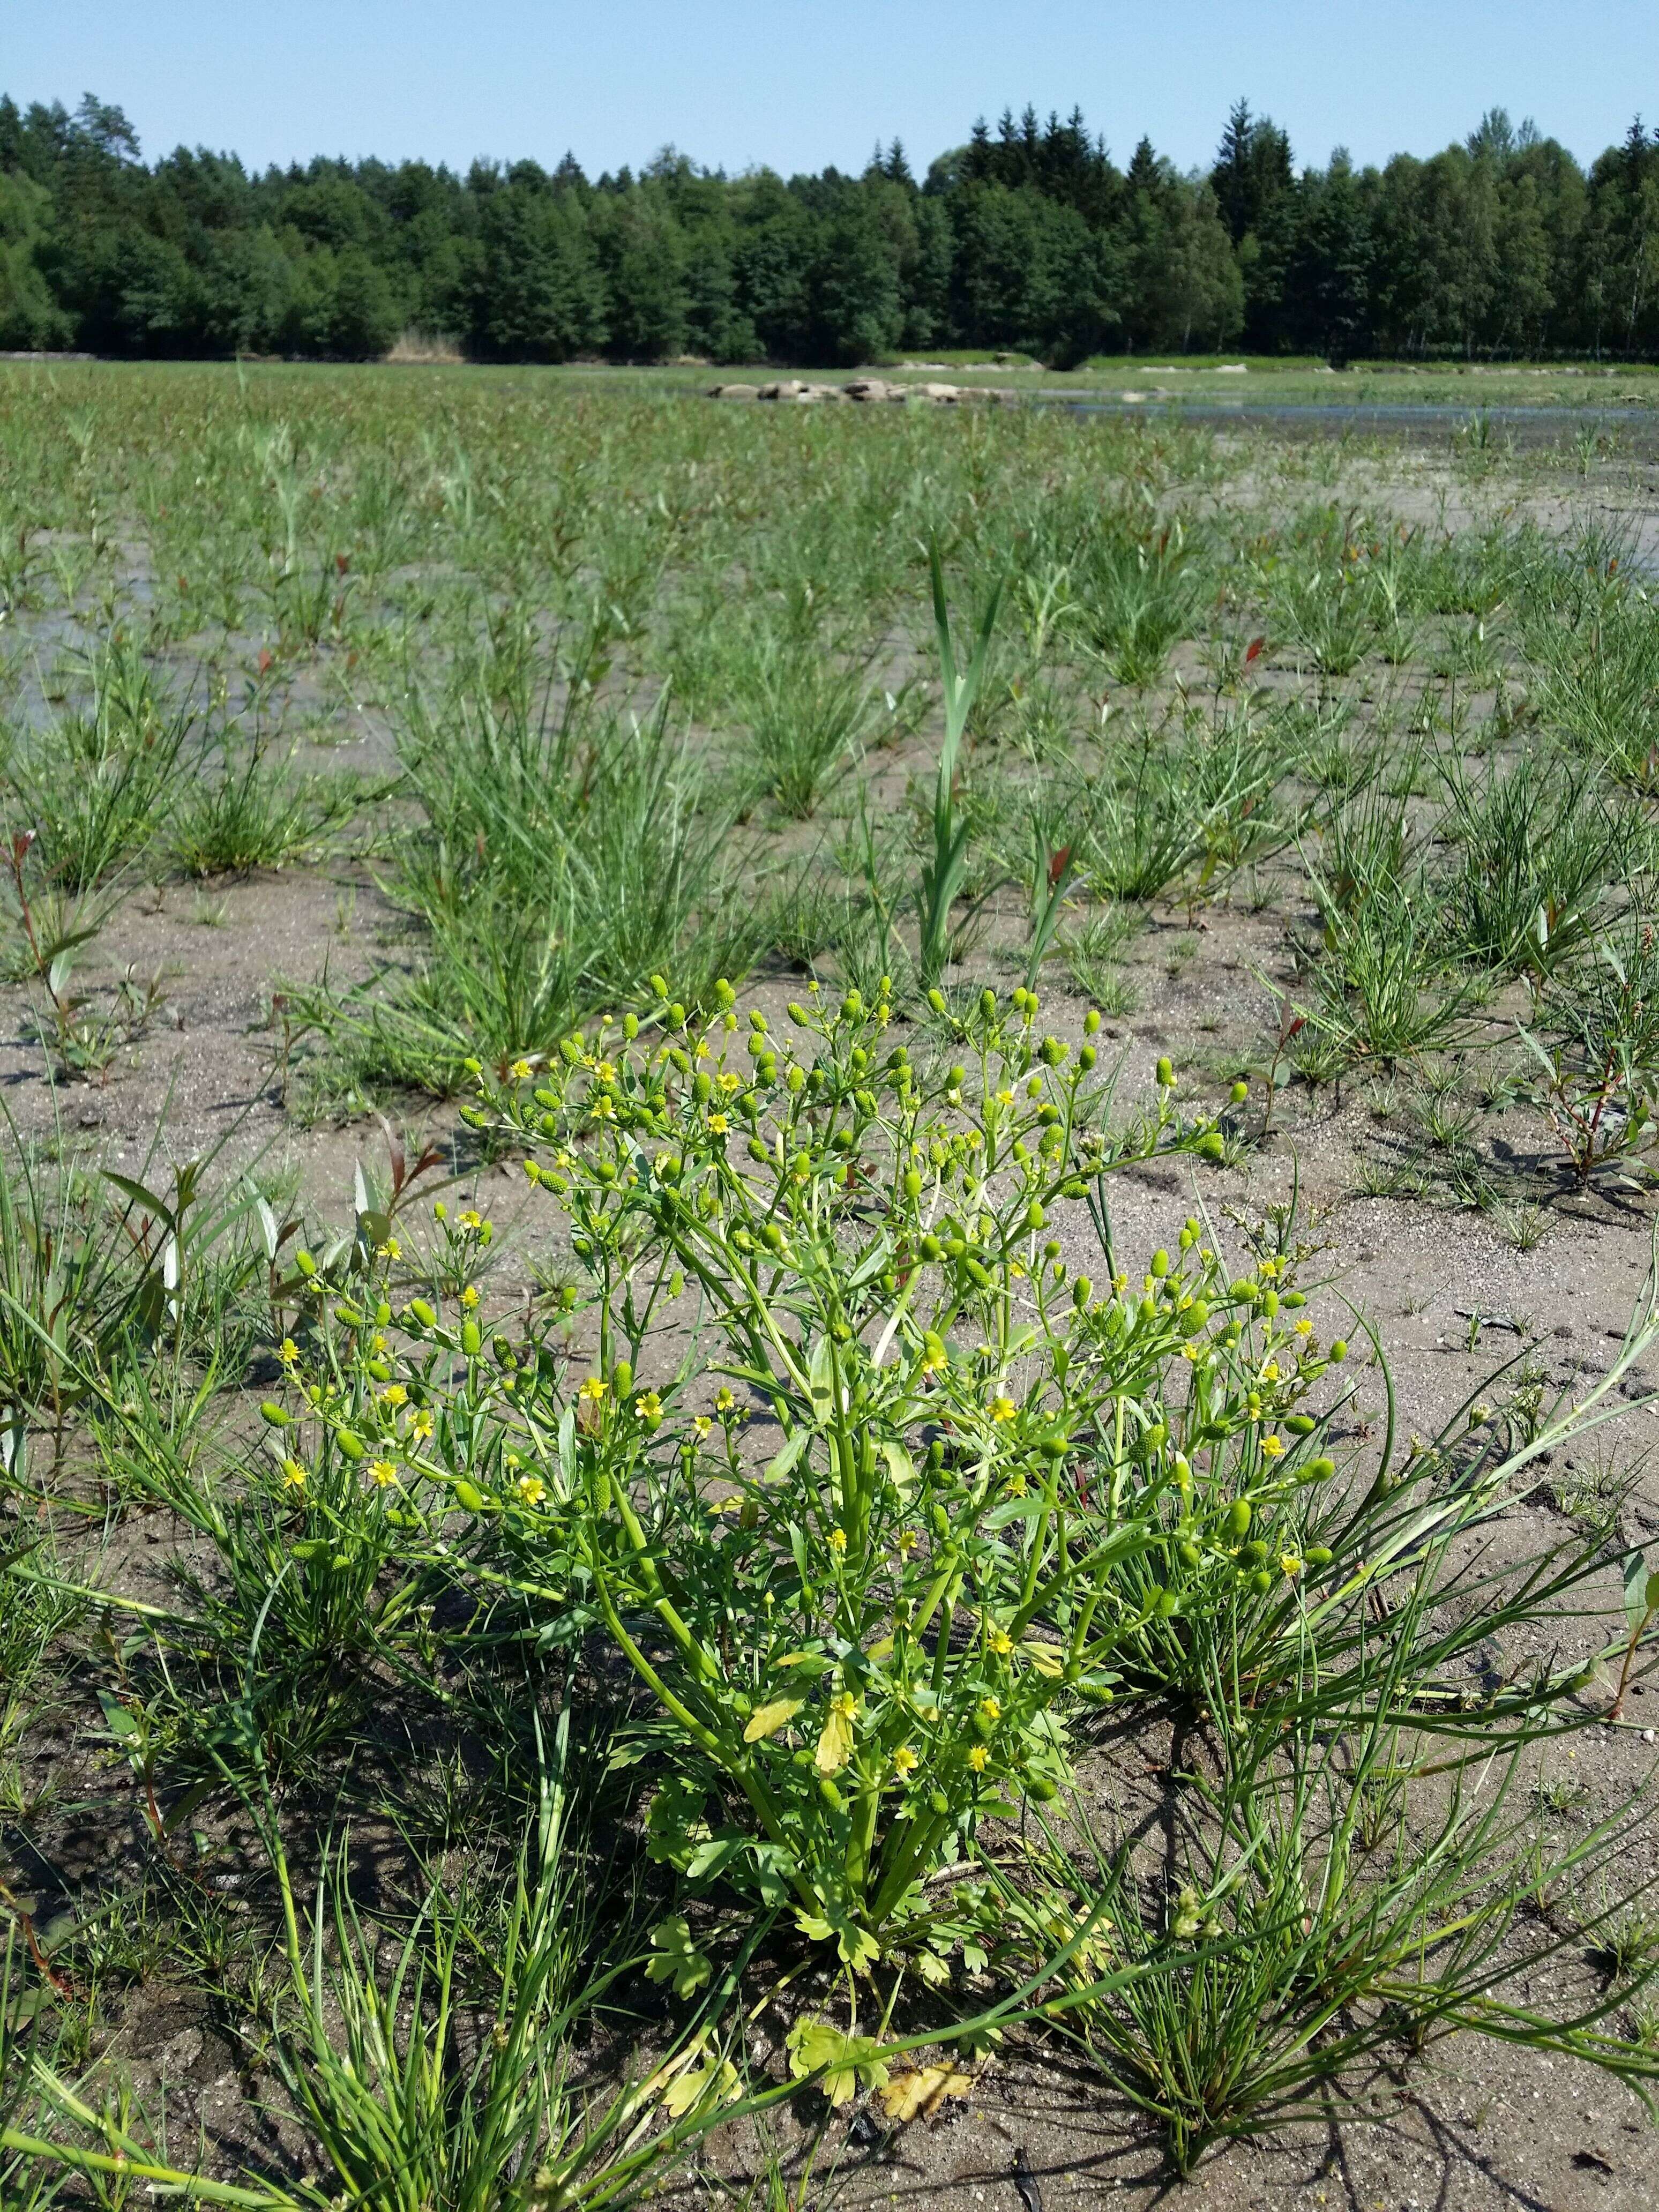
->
[1072, 1275, 1093, 1309]
[1230, 1079, 1249, 1104]
[259, 1401, 292, 1427]
[335, 1429, 365, 1461]
[1226, 1498, 1252, 1540]
[1156, 1056, 1174, 1087]
[613, 1360, 634, 1395]
[1150, 1249, 1170, 1279]
[1330, 1339, 1349, 1363]
[461, 1320, 482, 1357]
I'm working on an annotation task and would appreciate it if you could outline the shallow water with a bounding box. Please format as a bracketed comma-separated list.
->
[1053, 395, 1659, 450]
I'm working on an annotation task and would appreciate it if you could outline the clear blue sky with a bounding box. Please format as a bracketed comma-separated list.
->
[6, 2, 1655, 179]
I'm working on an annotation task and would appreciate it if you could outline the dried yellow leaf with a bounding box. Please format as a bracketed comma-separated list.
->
[878, 2064, 974, 2123]
[743, 1696, 804, 1743]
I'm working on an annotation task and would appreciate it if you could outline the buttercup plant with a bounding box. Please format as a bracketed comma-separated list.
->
[271, 981, 1359, 1968]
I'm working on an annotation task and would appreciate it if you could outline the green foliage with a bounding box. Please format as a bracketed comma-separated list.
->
[9, 86, 1659, 363]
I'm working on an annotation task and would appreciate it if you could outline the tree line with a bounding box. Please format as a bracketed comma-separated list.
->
[2, 91, 1657, 365]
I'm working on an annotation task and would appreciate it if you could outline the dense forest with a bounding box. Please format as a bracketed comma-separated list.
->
[2, 91, 1658, 365]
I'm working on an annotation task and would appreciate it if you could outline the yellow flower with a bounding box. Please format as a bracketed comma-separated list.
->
[706, 1112, 729, 1135]
[460, 1284, 480, 1309]
[1295, 1318, 1314, 1337]
[967, 1744, 989, 1772]
[379, 1383, 407, 1408]
[594, 1060, 616, 1082]
[718, 1071, 742, 1095]
[1261, 1434, 1285, 1458]
[377, 1236, 401, 1261]
[591, 1094, 616, 1121]
[1260, 1361, 1281, 1384]
[280, 1459, 308, 1493]
[579, 1377, 608, 1403]
[517, 1474, 547, 1506]
[279, 1337, 299, 1366]
[509, 1059, 533, 1081]
[715, 1387, 736, 1414]
[989, 1395, 1017, 1423]
[693, 1415, 712, 1439]
[828, 1528, 848, 1553]
[1005, 1470, 1027, 1498]
[634, 1391, 663, 1424]
[1280, 1552, 1303, 1578]
[1258, 1257, 1279, 1280]
[695, 1038, 711, 1059]
[460, 1209, 483, 1230]
[896, 1529, 917, 1554]
[893, 1744, 918, 1776]
[988, 1627, 1012, 1656]
[411, 1410, 434, 1441]
[995, 1087, 1015, 1107]
[368, 1458, 397, 1488]
[978, 1696, 1002, 1724]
